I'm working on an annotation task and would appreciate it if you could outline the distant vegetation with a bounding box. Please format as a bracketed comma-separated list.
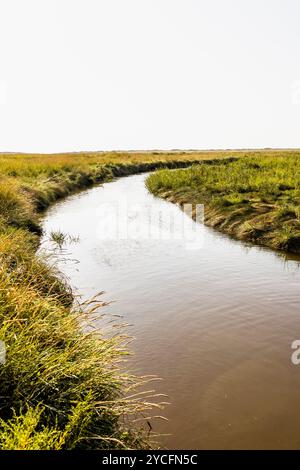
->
[0, 151, 235, 223]
[146, 152, 300, 253]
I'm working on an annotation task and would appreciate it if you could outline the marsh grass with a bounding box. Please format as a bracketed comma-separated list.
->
[0, 225, 168, 449]
[146, 152, 300, 253]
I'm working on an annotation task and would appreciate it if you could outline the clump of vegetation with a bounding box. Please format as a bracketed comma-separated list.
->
[146, 152, 300, 253]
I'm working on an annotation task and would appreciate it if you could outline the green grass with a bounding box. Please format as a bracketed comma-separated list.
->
[146, 152, 300, 253]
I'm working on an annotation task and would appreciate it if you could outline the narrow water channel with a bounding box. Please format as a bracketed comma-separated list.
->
[41, 173, 300, 449]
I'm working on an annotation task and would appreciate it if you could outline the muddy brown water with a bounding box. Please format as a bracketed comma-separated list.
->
[41, 173, 300, 449]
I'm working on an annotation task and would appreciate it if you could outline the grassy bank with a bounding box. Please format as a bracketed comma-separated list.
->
[0, 150, 238, 450]
[146, 151, 300, 254]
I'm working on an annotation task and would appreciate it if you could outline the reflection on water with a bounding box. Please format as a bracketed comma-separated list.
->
[41, 173, 300, 450]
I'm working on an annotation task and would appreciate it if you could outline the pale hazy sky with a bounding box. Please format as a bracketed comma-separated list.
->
[1, 0, 300, 152]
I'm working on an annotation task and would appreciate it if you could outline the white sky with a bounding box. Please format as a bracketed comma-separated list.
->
[1, 0, 300, 152]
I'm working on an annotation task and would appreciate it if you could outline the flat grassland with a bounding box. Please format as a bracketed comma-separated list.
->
[146, 151, 300, 253]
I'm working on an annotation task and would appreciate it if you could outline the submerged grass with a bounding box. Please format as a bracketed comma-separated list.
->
[146, 152, 300, 253]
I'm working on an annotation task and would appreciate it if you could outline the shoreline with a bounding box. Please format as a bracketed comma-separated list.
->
[146, 154, 300, 255]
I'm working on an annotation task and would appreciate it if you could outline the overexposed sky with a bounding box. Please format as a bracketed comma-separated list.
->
[1, 0, 300, 152]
